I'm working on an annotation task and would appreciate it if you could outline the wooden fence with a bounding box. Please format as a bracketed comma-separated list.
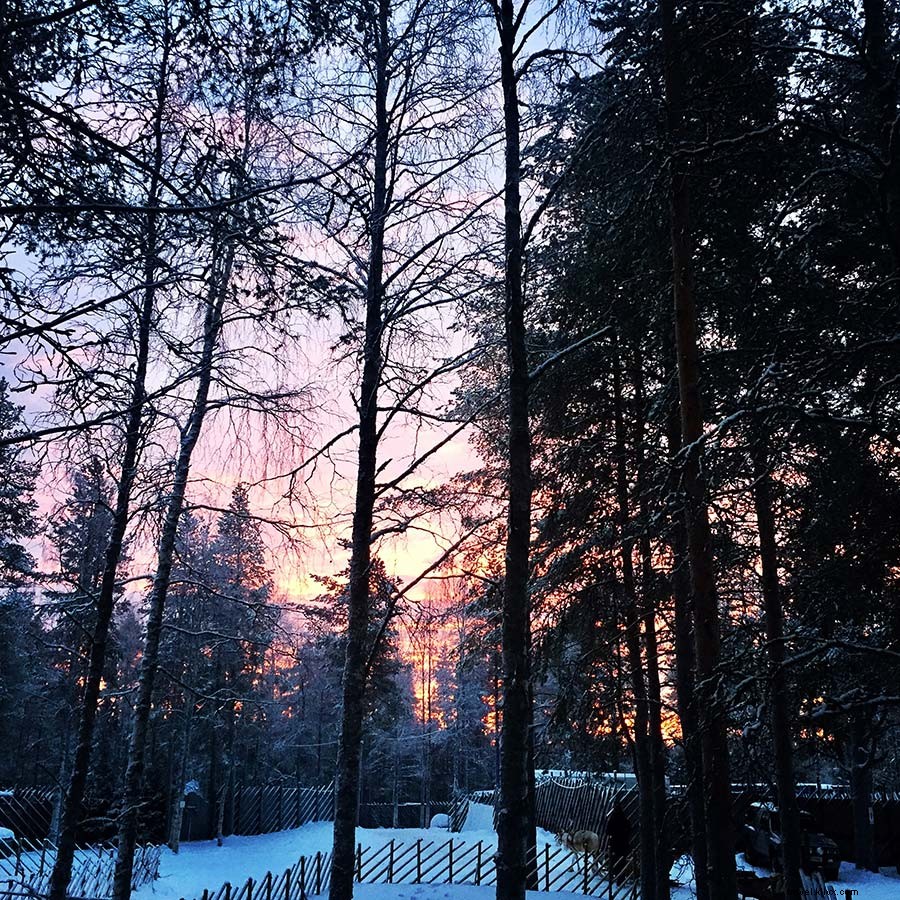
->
[228, 784, 334, 836]
[357, 801, 452, 829]
[0, 790, 55, 841]
[182, 838, 640, 900]
[0, 837, 161, 898]
[534, 779, 639, 835]
[181, 784, 335, 841]
[464, 779, 641, 838]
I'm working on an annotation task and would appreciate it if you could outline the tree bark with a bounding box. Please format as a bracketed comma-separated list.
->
[167, 698, 194, 852]
[849, 711, 878, 872]
[633, 350, 670, 900]
[494, 2, 535, 898]
[664, 291, 709, 900]
[612, 343, 658, 900]
[112, 243, 229, 900]
[751, 443, 803, 900]
[47, 33, 170, 900]
[658, 4, 737, 897]
[328, 0, 388, 896]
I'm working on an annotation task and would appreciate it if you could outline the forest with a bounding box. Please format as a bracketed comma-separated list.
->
[1, 2, 899, 900]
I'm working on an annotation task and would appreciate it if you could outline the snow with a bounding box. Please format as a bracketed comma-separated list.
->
[733, 853, 900, 900]
[133, 807, 900, 900]
[0, 826, 14, 839]
[308, 885, 587, 900]
[135, 809, 560, 900]
[460, 803, 494, 833]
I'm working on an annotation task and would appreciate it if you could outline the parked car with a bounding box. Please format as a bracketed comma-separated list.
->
[742, 802, 841, 880]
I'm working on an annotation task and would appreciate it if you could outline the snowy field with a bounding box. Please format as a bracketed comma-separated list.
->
[133, 804, 900, 900]
[135, 804, 559, 900]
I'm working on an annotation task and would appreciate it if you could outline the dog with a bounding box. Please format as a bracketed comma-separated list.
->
[557, 830, 602, 873]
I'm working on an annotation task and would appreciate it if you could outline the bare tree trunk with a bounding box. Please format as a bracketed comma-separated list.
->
[612, 343, 658, 900]
[216, 766, 230, 848]
[672, 522, 709, 900]
[167, 699, 194, 852]
[665, 367, 709, 900]
[49, 723, 72, 844]
[657, 3, 736, 898]
[328, 1, 388, 897]
[849, 712, 878, 872]
[112, 246, 229, 900]
[751, 442, 803, 900]
[47, 35, 170, 900]
[392, 747, 399, 829]
[633, 350, 670, 900]
[494, 2, 534, 898]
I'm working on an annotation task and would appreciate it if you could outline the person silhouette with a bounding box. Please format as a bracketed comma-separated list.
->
[606, 799, 631, 884]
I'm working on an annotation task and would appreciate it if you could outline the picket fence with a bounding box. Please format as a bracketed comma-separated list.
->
[0, 838, 161, 899]
[183, 838, 639, 900]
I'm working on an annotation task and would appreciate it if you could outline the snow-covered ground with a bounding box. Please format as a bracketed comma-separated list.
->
[134, 806, 900, 900]
[734, 852, 900, 900]
[312, 886, 588, 900]
[135, 804, 558, 900]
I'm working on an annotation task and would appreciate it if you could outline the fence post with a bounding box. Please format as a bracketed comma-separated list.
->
[449, 840, 454, 883]
[225, 882, 232, 900]
[475, 842, 482, 885]
[583, 851, 589, 894]
[315, 852, 322, 895]
[356, 844, 362, 881]
[287, 866, 294, 900]
[266, 870, 272, 900]
[278, 785, 284, 832]
[296, 787, 302, 827]
[416, 838, 422, 883]
[388, 840, 394, 884]
[545, 844, 550, 892]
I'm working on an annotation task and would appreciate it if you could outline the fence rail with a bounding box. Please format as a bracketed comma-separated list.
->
[181, 838, 639, 900]
[0, 839, 161, 899]
[226, 784, 334, 837]
[0, 791, 55, 842]
[186, 851, 333, 900]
